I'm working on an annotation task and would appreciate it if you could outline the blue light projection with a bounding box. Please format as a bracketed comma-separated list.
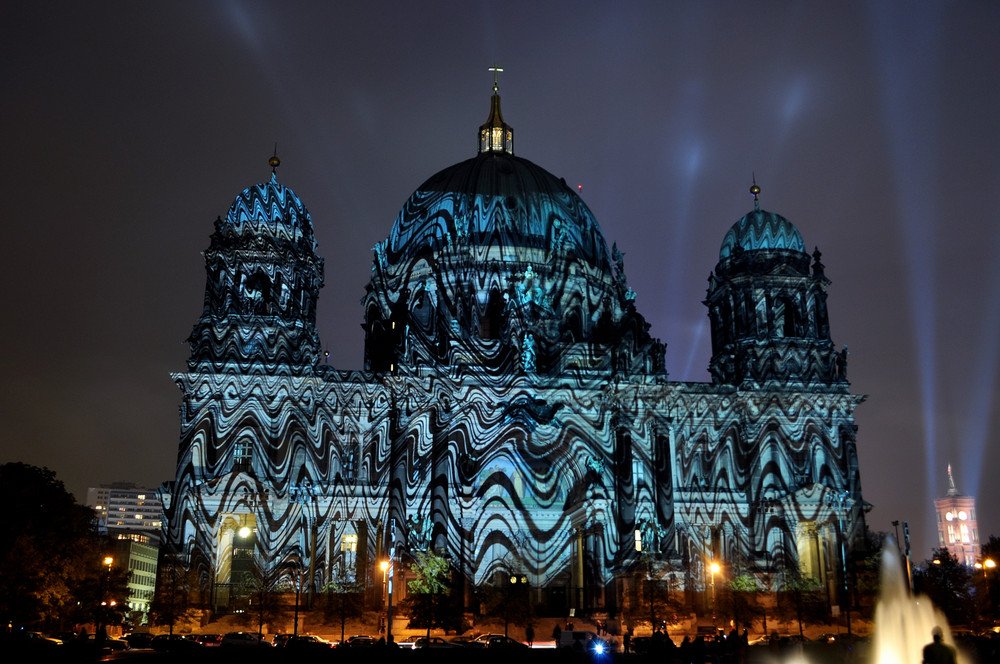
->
[868, 4, 946, 505]
[164, 90, 868, 617]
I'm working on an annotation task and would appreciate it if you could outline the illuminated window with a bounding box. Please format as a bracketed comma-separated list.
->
[233, 438, 252, 472]
[634, 529, 642, 552]
[341, 533, 358, 552]
[633, 460, 645, 488]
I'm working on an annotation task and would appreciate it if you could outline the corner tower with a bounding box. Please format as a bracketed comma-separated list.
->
[164, 157, 333, 602]
[186, 155, 325, 375]
[705, 183, 846, 387]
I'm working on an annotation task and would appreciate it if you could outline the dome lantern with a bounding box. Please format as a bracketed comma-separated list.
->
[479, 63, 514, 155]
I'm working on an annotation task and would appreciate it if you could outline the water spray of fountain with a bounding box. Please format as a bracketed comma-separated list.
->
[872, 540, 964, 664]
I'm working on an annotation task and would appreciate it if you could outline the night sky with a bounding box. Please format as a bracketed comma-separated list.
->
[3, 1, 998, 561]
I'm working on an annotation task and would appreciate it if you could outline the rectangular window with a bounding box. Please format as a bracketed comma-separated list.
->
[632, 459, 645, 489]
[344, 439, 359, 484]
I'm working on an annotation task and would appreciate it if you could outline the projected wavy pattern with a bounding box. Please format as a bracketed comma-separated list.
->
[719, 209, 806, 258]
[226, 174, 317, 250]
[165, 157, 865, 612]
[388, 155, 612, 270]
[165, 362, 862, 595]
[365, 152, 664, 378]
[186, 176, 324, 376]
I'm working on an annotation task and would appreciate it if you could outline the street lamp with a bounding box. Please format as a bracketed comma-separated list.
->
[382, 555, 394, 643]
[974, 558, 996, 578]
[97, 556, 115, 641]
[380, 560, 389, 635]
[975, 558, 996, 619]
[709, 561, 720, 627]
[506, 574, 528, 637]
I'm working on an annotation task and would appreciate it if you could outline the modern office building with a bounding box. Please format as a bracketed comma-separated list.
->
[87, 482, 163, 545]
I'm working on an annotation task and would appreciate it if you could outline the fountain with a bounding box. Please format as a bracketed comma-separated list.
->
[871, 542, 964, 664]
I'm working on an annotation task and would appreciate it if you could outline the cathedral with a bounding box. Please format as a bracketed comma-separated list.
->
[161, 77, 867, 620]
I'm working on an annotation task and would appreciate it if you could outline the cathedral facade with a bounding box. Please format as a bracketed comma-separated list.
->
[161, 83, 867, 618]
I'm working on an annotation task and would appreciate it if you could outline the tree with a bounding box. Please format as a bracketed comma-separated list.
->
[150, 550, 202, 634]
[852, 530, 890, 619]
[726, 574, 764, 631]
[479, 571, 535, 637]
[914, 548, 974, 626]
[322, 572, 365, 644]
[0, 462, 108, 630]
[774, 567, 824, 637]
[624, 553, 684, 632]
[403, 549, 457, 637]
[979, 535, 1000, 626]
[238, 559, 289, 637]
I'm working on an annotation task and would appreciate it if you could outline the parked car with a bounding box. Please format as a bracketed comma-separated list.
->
[695, 626, 725, 639]
[123, 632, 155, 648]
[341, 634, 376, 648]
[285, 634, 335, 651]
[194, 633, 223, 647]
[87, 634, 130, 650]
[472, 633, 530, 649]
[414, 636, 462, 648]
[150, 634, 205, 652]
[2, 630, 63, 648]
[220, 631, 271, 648]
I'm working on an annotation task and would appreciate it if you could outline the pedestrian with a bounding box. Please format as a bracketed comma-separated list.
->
[922, 627, 956, 664]
[526, 625, 534, 647]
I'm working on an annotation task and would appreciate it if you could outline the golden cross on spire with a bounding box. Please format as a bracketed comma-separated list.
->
[489, 63, 503, 92]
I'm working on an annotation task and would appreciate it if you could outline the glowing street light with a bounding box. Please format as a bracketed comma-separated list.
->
[382, 556, 394, 643]
[710, 561, 721, 626]
[974, 558, 996, 577]
[974, 558, 996, 582]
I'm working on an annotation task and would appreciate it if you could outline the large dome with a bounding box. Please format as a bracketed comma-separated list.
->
[719, 208, 805, 260]
[362, 84, 664, 376]
[386, 152, 613, 275]
[223, 173, 317, 251]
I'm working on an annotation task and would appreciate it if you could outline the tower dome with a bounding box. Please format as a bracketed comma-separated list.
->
[223, 173, 318, 251]
[718, 208, 806, 260]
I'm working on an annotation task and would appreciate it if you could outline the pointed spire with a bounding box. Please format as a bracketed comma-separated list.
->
[946, 464, 959, 496]
[750, 174, 761, 211]
[269, 144, 280, 177]
[479, 63, 514, 155]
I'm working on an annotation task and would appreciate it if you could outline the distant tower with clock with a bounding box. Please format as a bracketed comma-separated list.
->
[934, 465, 980, 565]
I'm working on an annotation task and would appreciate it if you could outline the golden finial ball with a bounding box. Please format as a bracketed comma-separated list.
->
[268, 154, 281, 169]
[750, 183, 761, 197]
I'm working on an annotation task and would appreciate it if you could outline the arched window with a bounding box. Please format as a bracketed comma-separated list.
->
[773, 296, 797, 337]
